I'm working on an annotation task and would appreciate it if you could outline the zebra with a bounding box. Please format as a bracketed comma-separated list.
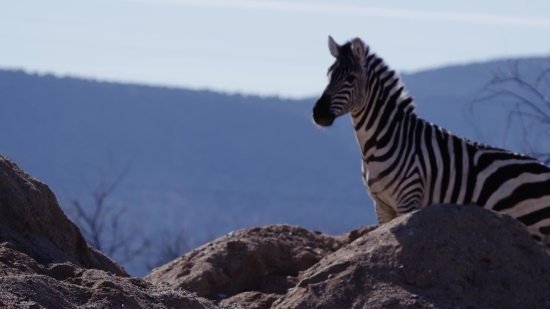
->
[312, 36, 550, 245]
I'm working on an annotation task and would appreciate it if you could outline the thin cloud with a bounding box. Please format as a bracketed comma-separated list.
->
[108, 0, 550, 28]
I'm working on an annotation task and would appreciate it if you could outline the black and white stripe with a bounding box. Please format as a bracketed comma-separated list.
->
[312, 36, 550, 245]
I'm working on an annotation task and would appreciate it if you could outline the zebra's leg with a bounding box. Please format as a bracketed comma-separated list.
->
[375, 202, 398, 224]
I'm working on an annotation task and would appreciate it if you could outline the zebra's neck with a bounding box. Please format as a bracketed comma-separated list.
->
[351, 50, 416, 162]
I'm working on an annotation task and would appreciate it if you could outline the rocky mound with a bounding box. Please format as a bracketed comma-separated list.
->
[148, 205, 550, 309]
[274, 204, 550, 308]
[0, 155, 124, 276]
[146, 224, 375, 309]
[4, 150, 550, 309]
[0, 155, 231, 309]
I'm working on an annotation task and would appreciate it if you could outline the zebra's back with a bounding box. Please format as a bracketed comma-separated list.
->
[471, 145, 550, 244]
[417, 121, 550, 244]
[367, 118, 550, 245]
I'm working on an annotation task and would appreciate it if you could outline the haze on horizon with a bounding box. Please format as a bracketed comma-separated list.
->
[2, 0, 550, 98]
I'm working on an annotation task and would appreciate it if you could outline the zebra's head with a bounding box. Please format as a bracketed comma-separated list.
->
[313, 36, 366, 127]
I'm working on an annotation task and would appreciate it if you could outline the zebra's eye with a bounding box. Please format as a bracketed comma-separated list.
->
[345, 75, 356, 83]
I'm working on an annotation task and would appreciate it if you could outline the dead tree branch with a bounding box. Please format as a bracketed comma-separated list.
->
[467, 61, 550, 163]
[69, 161, 150, 265]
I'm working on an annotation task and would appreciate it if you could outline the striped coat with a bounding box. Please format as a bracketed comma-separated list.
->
[312, 36, 550, 245]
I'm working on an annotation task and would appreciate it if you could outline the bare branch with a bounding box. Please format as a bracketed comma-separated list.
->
[470, 60, 550, 161]
[66, 161, 149, 266]
[535, 68, 550, 89]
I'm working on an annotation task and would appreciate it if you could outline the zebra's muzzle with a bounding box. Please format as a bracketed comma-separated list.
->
[313, 94, 336, 127]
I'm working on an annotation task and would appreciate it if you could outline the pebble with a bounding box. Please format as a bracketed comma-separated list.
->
[382, 297, 399, 306]
[28, 302, 39, 309]
[20, 296, 29, 302]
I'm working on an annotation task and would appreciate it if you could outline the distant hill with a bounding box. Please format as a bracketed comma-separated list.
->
[1, 55, 549, 276]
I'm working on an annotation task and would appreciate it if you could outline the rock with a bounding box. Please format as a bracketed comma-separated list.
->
[0, 154, 234, 309]
[146, 203, 550, 309]
[0, 155, 124, 275]
[0, 267, 223, 308]
[28, 302, 39, 309]
[220, 291, 280, 309]
[381, 297, 399, 306]
[335, 225, 378, 244]
[272, 204, 550, 309]
[146, 224, 352, 308]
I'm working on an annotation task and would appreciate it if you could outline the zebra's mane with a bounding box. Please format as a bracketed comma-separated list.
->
[356, 45, 513, 153]
[334, 42, 416, 115]
[362, 46, 416, 114]
[333, 40, 532, 157]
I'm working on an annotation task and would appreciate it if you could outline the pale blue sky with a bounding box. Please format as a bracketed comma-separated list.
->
[2, 0, 550, 98]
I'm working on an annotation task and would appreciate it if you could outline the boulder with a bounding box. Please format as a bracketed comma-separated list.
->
[273, 204, 550, 309]
[0, 155, 123, 274]
[0, 154, 232, 309]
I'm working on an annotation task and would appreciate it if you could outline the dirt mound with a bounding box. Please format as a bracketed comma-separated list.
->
[148, 204, 550, 309]
[0, 155, 231, 309]
[146, 224, 376, 309]
[274, 204, 550, 309]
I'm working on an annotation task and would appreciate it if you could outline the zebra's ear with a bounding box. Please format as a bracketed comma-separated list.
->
[328, 35, 340, 58]
[351, 37, 365, 62]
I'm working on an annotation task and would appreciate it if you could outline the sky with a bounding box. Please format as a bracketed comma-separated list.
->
[2, 0, 550, 98]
